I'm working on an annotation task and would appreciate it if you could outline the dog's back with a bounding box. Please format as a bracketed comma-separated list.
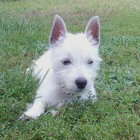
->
[28, 51, 52, 81]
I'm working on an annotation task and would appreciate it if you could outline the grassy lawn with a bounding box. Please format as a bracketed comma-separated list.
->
[0, 0, 140, 139]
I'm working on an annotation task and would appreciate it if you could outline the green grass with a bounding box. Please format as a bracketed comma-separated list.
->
[0, 0, 140, 139]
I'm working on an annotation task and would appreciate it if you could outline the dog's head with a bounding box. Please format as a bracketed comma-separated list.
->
[49, 15, 102, 94]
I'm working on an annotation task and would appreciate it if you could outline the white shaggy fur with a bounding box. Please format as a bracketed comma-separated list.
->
[20, 15, 102, 120]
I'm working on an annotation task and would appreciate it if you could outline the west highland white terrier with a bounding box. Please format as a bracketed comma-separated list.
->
[20, 15, 102, 120]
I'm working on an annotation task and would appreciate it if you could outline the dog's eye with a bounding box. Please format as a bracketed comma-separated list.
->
[62, 59, 71, 65]
[88, 59, 93, 64]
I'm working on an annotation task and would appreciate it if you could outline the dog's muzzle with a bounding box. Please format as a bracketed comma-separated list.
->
[75, 77, 87, 90]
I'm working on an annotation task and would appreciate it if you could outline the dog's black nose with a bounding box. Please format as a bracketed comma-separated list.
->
[75, 77, 87, 90]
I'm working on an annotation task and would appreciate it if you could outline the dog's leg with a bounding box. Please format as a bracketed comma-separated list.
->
[20, 98, 46, 120]
[20, 80, 49, 120]
[80, 87, 97, 102]
[89, 87, 97, 102]
[20, 74, 60, 120]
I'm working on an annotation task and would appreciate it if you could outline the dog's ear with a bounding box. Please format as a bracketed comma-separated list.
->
[50, 15, 67, 47]
[85, 16, 100, 46]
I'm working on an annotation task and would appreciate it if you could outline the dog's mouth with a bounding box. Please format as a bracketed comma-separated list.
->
[65, 88, 86, 96]
[76, 88, 86, 92]
[58, 82, 87, 95]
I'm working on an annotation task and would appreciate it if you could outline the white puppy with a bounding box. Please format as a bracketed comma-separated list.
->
[20, 15, 102, 120]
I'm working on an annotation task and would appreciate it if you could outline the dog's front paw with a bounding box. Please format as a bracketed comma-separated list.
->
[19, 111, 41, 120]
[19, 114, 35, 121]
